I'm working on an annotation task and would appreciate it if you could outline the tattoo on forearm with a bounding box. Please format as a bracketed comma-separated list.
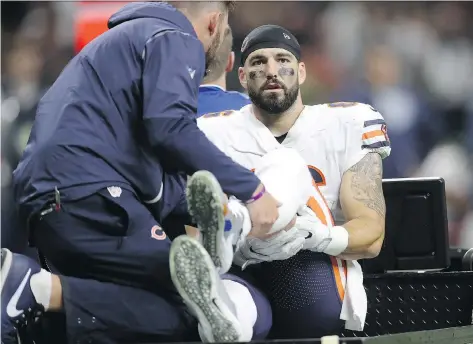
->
[348, 153, 386, 217]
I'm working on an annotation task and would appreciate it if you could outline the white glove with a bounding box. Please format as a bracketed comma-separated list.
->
[234, 227, 306, 269]
[295, 206, 349, 256]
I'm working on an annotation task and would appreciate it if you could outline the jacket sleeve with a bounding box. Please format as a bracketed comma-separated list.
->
[141, 30, 260, 201]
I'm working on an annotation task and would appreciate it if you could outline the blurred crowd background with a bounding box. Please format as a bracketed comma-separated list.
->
[2, 1, 473, 253]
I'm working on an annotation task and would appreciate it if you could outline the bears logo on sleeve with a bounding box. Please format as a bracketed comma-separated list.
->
[381, 123, 390, 143]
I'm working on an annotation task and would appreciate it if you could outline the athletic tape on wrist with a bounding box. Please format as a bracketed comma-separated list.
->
[323, 226, 349, 256]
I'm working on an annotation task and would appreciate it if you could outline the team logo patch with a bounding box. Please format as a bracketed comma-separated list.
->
[107, 186, 122, 198]
[187, 66, 196, 79]
[151, 225, 167, 240]
[381, 124, 390, 143]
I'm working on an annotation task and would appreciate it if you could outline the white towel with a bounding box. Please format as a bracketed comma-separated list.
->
[339, 260, 367, 331]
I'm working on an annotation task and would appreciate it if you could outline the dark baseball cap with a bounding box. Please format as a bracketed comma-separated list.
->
[240, 24, 301, 66]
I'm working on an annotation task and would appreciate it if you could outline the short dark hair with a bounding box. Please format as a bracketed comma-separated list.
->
[203, 27, 233, 83]
[223, 1, 236, 12]
[172, 1, 236, 14]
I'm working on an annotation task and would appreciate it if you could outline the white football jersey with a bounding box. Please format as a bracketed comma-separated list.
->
[197, 102, 391, 226]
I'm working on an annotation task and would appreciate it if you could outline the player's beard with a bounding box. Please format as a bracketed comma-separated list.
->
[204, 29, 222, 77]
[248, 80, 299, 115]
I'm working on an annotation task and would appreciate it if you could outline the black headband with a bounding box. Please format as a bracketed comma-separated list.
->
[240, 25, 301, 66]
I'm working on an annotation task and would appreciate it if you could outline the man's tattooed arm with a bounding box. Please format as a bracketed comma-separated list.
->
[338, 152, 386, 258]
[346, 153, 386, 218]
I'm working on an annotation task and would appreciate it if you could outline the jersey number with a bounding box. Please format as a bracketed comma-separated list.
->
[306, 166, 333, 226]
[308, 165, 326, 187]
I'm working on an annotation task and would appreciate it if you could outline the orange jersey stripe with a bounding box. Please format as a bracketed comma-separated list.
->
[250, 164, 348, 300]
[307, 181, 346, 300]
[362, 129, 384, 140]
[330, 257, 345, 300]
[312, 183, 335, 225]
[307, 196, 328, 226]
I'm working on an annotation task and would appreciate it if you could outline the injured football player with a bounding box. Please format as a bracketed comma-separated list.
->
[196, 24, 390, 339]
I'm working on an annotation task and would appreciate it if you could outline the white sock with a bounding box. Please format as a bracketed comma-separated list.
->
[30, 270, 53, 311]
[222, 279, 257, 340]
[227, 199, 251, 248]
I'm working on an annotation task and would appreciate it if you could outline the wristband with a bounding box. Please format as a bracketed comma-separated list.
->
[245, 185, 266, 204]
[323, 226, 349, 256]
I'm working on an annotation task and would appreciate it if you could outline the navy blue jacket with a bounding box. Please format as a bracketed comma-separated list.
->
[13, 2, 259, 219]
[197, 85, 250, 117]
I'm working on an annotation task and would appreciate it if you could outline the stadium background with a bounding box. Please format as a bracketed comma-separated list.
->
[1, 1, 473, 260]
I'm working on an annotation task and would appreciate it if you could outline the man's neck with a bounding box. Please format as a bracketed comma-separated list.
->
[201, 75, 227, 90]
[253, 99, 305, 137]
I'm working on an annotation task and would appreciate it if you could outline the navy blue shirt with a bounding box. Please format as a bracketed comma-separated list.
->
[197, 85, 250, 117]
[13, 2, 259, 220]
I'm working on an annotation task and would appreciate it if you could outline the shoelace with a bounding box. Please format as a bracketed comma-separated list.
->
[8, 305, 44, 341]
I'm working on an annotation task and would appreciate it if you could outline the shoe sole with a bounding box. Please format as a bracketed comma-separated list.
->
[187, 171, 226, 270]
[169, 236, 242, 342]
[1, 248, 13, 296]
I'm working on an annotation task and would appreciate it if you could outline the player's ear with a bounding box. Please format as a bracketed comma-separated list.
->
[207, 11, 221, 37]
[298, 61, 306, 85]
[238, 67, 248, 90]
[225, 51, 235, 73]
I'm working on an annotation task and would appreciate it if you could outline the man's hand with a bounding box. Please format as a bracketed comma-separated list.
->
[295, 206, 331, 251]
[234, 227, 306, 269]
[295, 206, 349, 256]
[245, 183, 279, 238]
